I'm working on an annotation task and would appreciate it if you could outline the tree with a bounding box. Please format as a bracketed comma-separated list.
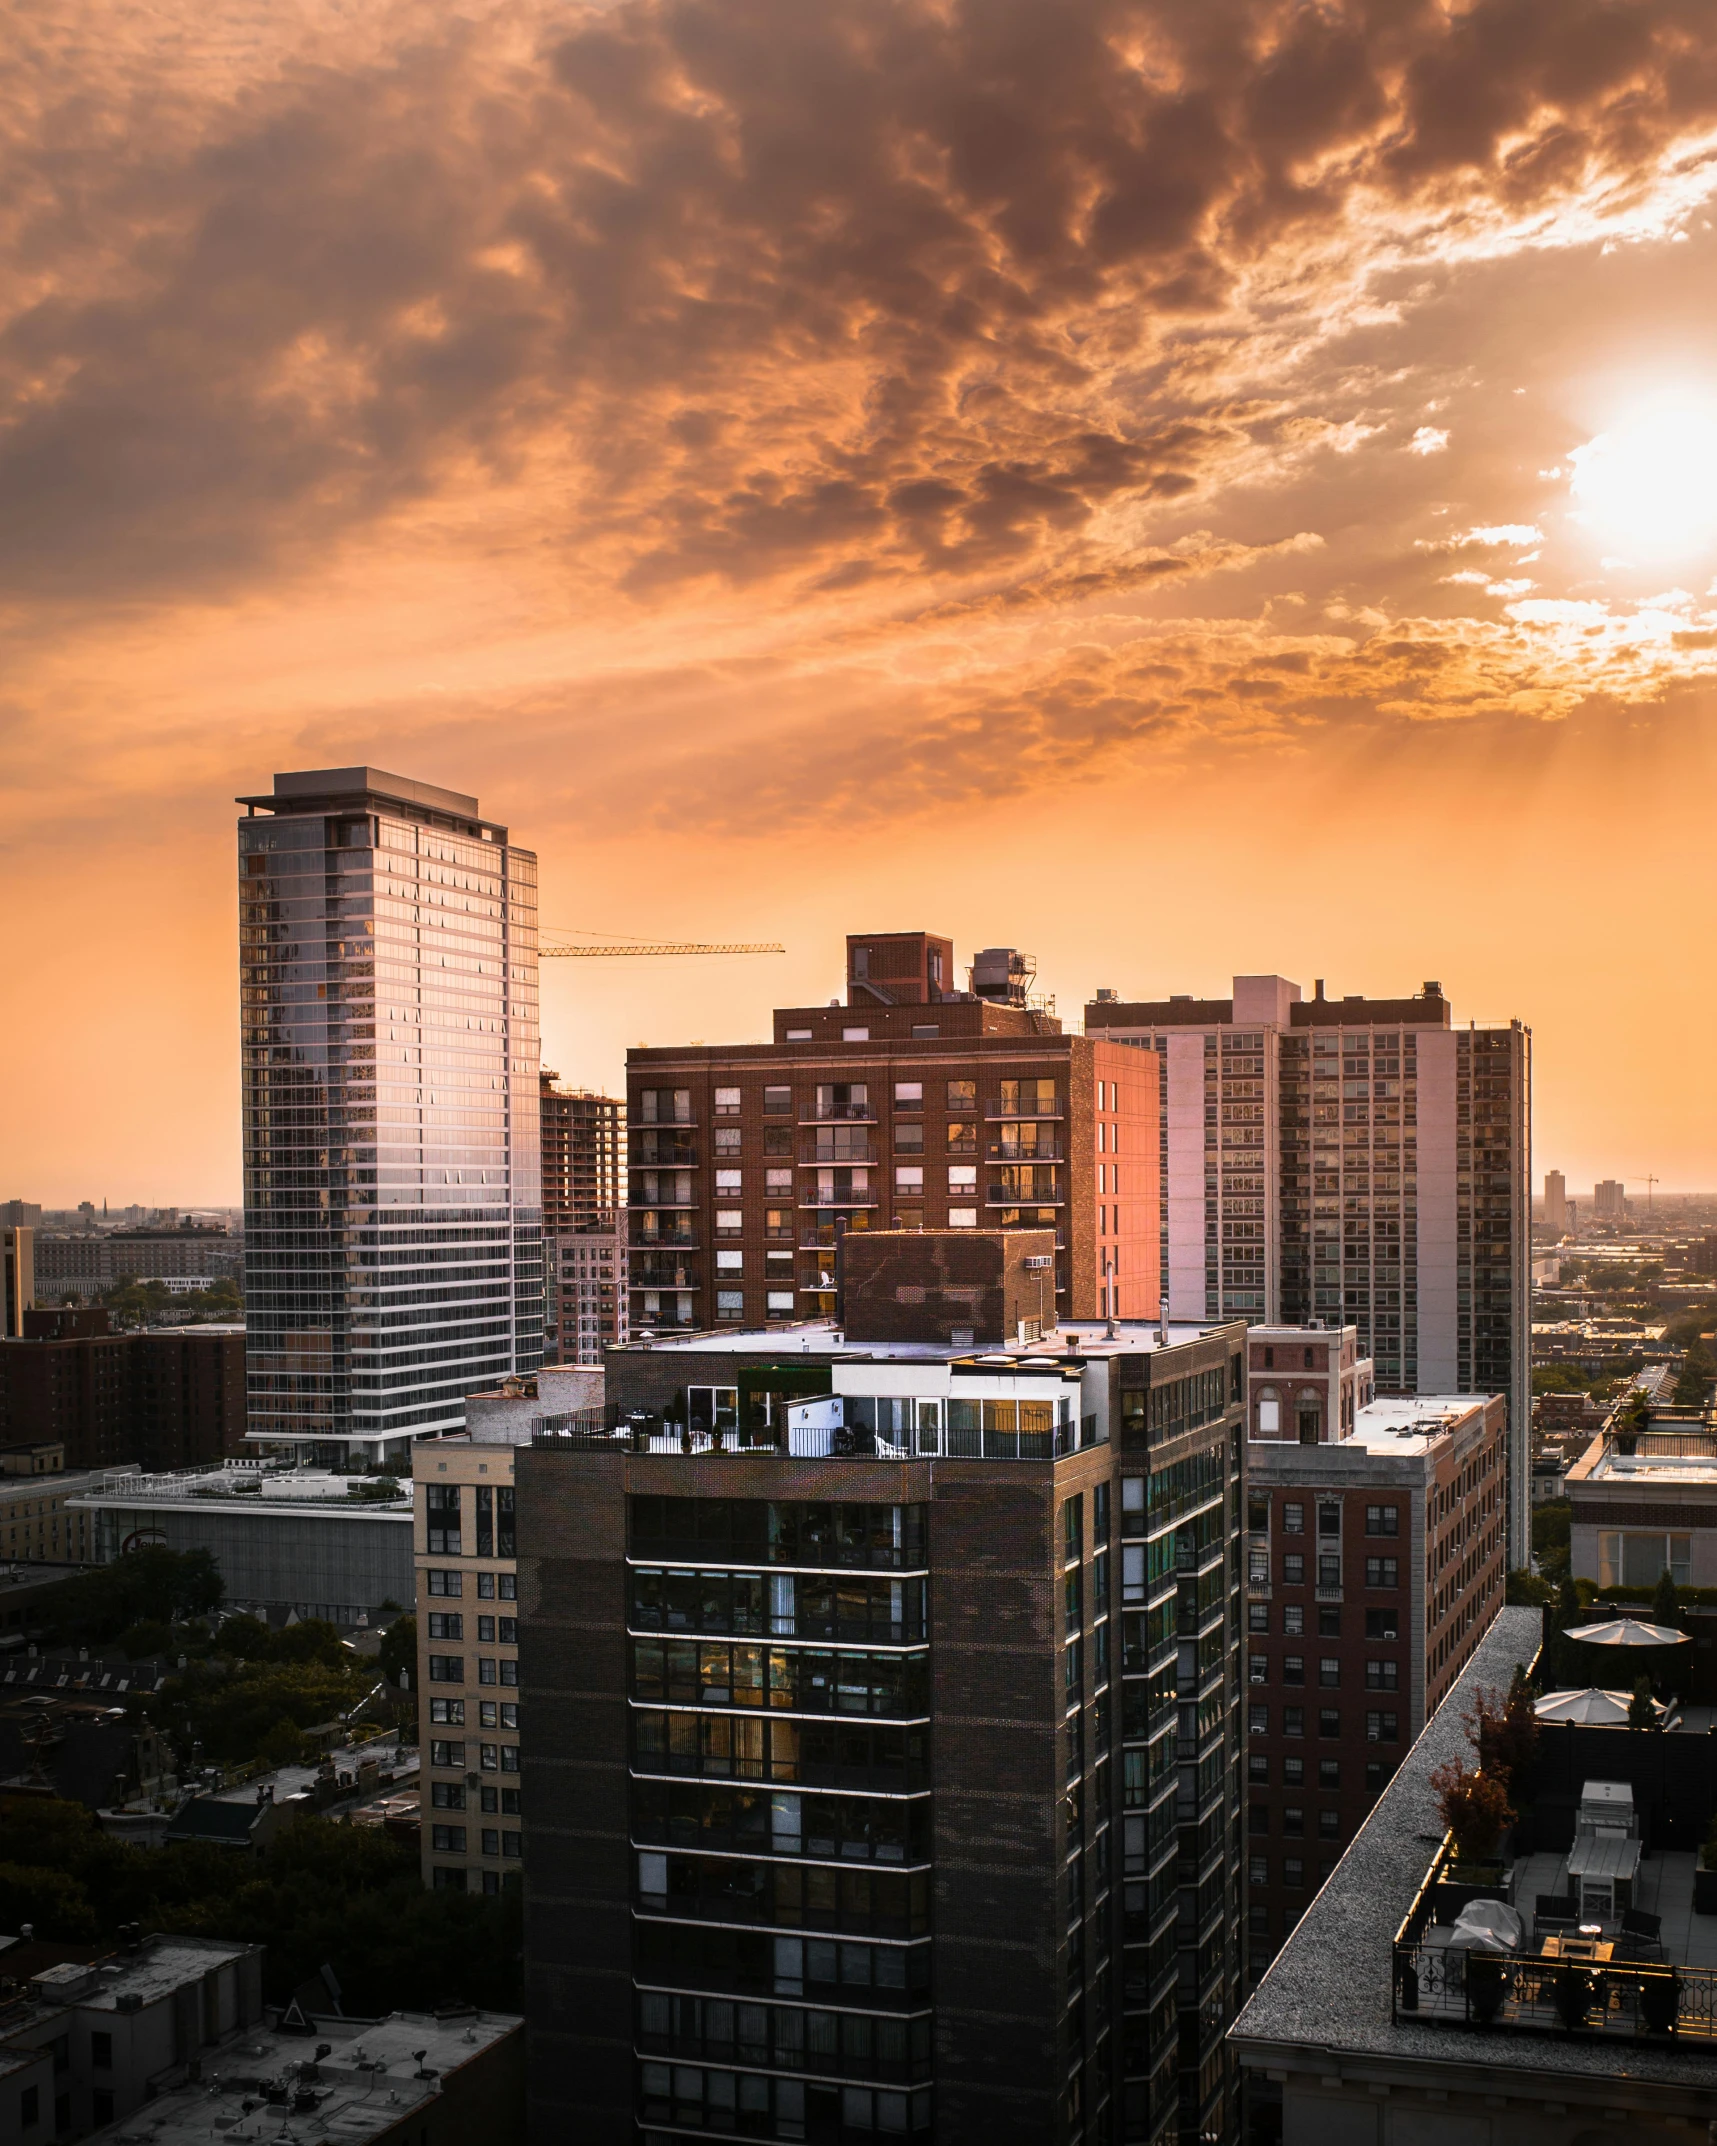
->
[1507, 1567, 1554, 1607]
[378, 1614, 416, 1688]
[1467, 1671, 1539, 1798]
[51, 1546, 224, 1643]
[1532, 1499, 1571, 1586]
[1629, 1675, 1658, 1730]
[1430, 1760, 1515, 1863]
[1676, 1336, 1716, 1409]
[1652, 1567, 1684, 1632]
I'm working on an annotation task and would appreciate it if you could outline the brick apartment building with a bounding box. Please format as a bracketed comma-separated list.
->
[626, 930, 1160, 1337]
[540, 1073, 627, 1367]
[1239, 1323, 1506, 1977]
[1084, 977, 1531, 1566]
[414, 1431, 523, 1895]
[518, 1248, 1248, 2146]
[0, 1310, 246, 1470]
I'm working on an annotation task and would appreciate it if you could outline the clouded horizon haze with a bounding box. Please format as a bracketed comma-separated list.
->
[5, 0, 1717, 1203]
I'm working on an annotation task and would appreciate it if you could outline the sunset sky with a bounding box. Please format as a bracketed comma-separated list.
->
[6, 0, 1717, 1204]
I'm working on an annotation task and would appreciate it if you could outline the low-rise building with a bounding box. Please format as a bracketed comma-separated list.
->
[0, 1464, 140, 1566]
[1567, 1404, 1717, 1590]
[0, 1316, 246, 1472]
[0, 1934, 264, 2141]
[413, 1435, 522, 1896]
[1244, 1324, 1507, 1977]
[69, 1465, 412, 1622]
[79, 1999, 524, 2146]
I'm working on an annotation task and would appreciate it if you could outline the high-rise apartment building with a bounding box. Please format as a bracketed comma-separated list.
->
[518, 1263, 1247, 2146]
[3, 1226, 33, 1337]
[540, 1073, 627, 1366]
[237, 768, 543, 1470]
[1086, 976, 1532, 1565]
[626, 930, 1160, 1338]
[1238, 1323, 1505, 1979]
[1593, 1177, 1626, 1217]
[1543, 1168, 1568, 1236]
[414, 1429, 523, 1894]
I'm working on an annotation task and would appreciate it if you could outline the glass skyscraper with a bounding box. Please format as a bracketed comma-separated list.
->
[238, 767, 542, 1467]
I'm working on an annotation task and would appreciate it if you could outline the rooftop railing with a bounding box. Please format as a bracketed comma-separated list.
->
[1391, 1835, 1714, 2044]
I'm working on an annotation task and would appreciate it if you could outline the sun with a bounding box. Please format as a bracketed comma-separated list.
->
[1568, 396, 1717, 564]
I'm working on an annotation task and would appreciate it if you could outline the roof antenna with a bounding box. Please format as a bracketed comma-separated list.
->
[1157, 1297, 1169, 1347]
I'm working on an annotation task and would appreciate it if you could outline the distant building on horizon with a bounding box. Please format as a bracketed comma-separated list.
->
[237, 767, 543, 1471]
[1086, 974, 1532, 1567]
[1593, 1176, 1627, 1218]
[1543, 1167, 1567, 1236]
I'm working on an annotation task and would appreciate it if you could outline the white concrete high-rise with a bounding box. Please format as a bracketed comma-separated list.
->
[238, 768, 543, 1469]
[1543, 1169, 1568, 1236]
[1087, 976, 1533, 1564]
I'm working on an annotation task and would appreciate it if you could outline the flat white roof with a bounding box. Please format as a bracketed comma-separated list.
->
[620, 1317, 1232, 1363]
[1342, 1393, 1497, 1456]
[69, 1465, 410, 1516]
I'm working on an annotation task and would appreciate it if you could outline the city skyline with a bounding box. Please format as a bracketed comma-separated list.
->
[7, 3, 1717, 1201]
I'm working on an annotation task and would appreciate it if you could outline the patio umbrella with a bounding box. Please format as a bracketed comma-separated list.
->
[1534, 1686, 1667, 1725]
[1564, 1618, 1690, 1646]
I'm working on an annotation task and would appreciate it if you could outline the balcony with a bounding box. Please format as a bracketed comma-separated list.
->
[984, 1096, 1065, 1120]
[631, 1259, 699, 1290]
[800, 1104, 875, 1123]
[631, 1135, 698, 1167]
[801, 1138, 878, 1166]
[986, 1135, 1065, 1162]
[987, 1181, 1064, 1207]
[800, 1190, 882, 1208]
[629, 1224, 697, 1251]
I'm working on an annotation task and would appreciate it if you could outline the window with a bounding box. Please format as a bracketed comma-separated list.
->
[1365, 1609, 1400, 1640]
[20, 2087, 38, 2129]
[894, 1082, 923, 1111]
[1283, 1656, 1304, 1685]
[949, 1208, 978, 1228]
[427, 1570, 461, 1597]
[895, 1166, 924, 1191]
[1365, 1558, 1399, 1589]
[1599, 1531, 1694, 1589]
[476, 1484, 494, 1558]
[716, 1290, 745, 1321]
[90, 2033, 112, 2069]
[427, 1482, 461, 1555]
[1248, 1855, 1268, 1887]
[716, 1209, 743, 1236]
[1318, 1809, 1340, 1839]
[1364, 1505, 1400, 1537]
[1283, 1707, 1304, 1737]
[1248, 1492, 1270, 1534]
[428, 1613, 463, 1641]
[1282, 1503, 1304, 1534]
[1319, 1760, 1341, 1789]
[1248, 1603, 1268, 1634]
[1282, 1605, 1304, 1636]
[1248, 1754, 1269, 1783]
[1249, 1652, 1267, 1683]
[1318, 1502, 1341, 1538]
[431, 1825, 468, 1853]
[1248, 1703, 1267, 1736]
[716, 1249, 744, 1272]
[430, 1699, 465, 1726]
[429, 1655, 464, 1682]
[1366, 1711, 1400, 1743]
[1094, 1481, 1110, 1547]
[479, 1659, 497, 1685]
[431, 1783, 466, 1809]
[1318, 1555, 1341, 1589]
[715, 1169, 742, 1195]
[815, 1083, 869, 1117]
[1283, 1858, 1304, 1889]
[946, 1080, 976, 1112]
[1365, 1660, 1399, 1691]
[430, 1739, 465, 1765]
[1318, 1606, 1341, 1638]
[767, 1290, 795, 1314]
[1318, 1658, 1339, 1687]
[767, 1169, 793, 1195]
[894, 1122, 924, 1153]
[763, 1085, 793, 1115]
[1282, 1554, 1304, 1585]
[1283, 1757, 1304, 1786]
[1282, 1806, 1304, 1837]
[1318, 1709, 1340, 1738]
[714, 1087, 741, 1115]
[1063, 1494, 1084, 1563]
[948, 1165, 977, 1190]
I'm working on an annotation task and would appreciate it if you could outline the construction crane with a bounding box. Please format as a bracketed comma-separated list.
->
[541, 936, 784, 959]
[1631, 1173, 1661, 1212]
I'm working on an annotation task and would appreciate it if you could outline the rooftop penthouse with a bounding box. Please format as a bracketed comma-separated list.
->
[1232, 1607, 1717, 2137]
